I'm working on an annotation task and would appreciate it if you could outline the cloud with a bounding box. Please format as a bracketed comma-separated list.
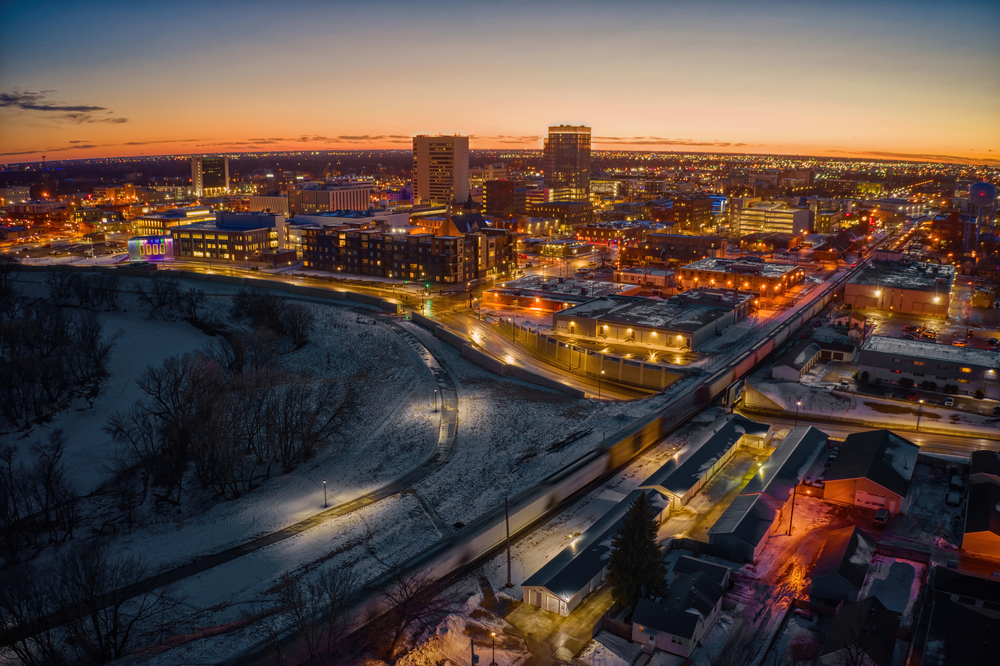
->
[591, 135, 758, 148]
[68, 140, 91, 144]
[0, 88, 128, 124]
[829, 149, 1000, 165]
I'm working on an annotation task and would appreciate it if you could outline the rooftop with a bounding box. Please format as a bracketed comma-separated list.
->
[862, 335, 999, 368]
[964, 481, 1000, 538]
[642, 415, 770, 498]
[823, 430, 919, 498]
[557, 294, 749, 332]
[708, 492, 783, 546]
[819, 596, 900, 662]
[490, 275, 628, 300]
[681, 256, 800, 278]
[848, 260, 956, 293]
[810, 526, 876, 593]
[773, 340, 822, 373]
[741, 426, 828, 504]
[672, 556, 730, 586]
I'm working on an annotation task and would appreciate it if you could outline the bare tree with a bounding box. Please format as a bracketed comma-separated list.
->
[275, 567, 359, 664]
[283, 302, 316, 349]
[372, 567, 455, 662]
[91, 273, 120, 310]
[0, 560, 66, 666]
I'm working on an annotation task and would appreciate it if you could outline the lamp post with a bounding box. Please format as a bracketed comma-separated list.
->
[433, 389, 438, 412]
[509, 317, 515, 343]
[795, 400, 802, 427]
[323, 480, 327, 508]
[598, 369, 605, 399]
[917, 399, 923, 431]
[490, 632, 497, 666]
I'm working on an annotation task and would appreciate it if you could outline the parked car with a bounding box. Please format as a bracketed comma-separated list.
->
[994, 405, 1000, 416]
[922, 331, 936, 340]
[902, 334, 918, 341]
[884, 389, 893, 397]
[945, 397, 954, 407]
[873, 508, 890, 526]
[906, 391, 918, 400]
[988, 338, 999, 347]
[967, 330, 975, 338]
[952, 340, 967, 347]
[840, 380, 850, 389]
[903, 325, 920, 332]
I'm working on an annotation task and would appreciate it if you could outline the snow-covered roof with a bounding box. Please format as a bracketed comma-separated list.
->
[773, 339, 822, 373]
[810, 526, 876, 594]
[708, 492, 783, 547]
[632, 598, 699, 639]
[681, 256, 800, 278]
[641, 415, 769, 498]
[862, 335, 999, 368]
[823, 430, 918, 498]
[557, 294, 745, 332]
[819, 596, 900, 661]
[741, 426, 828, 504]
[522, 489, 653, 600]
[848, 260, 955, 293]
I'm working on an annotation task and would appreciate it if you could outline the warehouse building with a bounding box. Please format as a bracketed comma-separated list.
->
[552, 289, 753, 350]
[843, 260, 955, 317]
[821, 430, 918, 514]
[857, 336, 1000, 399]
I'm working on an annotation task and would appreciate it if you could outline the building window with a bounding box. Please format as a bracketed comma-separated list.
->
[960, 368, 971, 373]
[913, 361, 925, 366]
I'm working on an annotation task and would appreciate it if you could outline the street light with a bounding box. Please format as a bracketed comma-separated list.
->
[598, 369, 605, 399]
[490, 632, 497, 666]
[795, 400, 802, 427]
[917, 399, 923, 430]
[323, 480, 327, 508]
[433, 389, 438, 412]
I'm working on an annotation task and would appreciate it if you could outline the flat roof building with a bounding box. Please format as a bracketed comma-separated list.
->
[677, 256, 804, 298]
[543, 125, 591, 202]
[844, 260, 955, 317]
[131, 206, 214, 237]
[858, 335, 999, 399]
[484, 275, 629, 312]
[288, 179, 375, 216]
[413, 135, 469, 206]
[552, 289, 754, 350]
[733, 201, 812, 236]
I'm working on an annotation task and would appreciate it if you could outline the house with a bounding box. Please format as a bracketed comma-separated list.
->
[817, 341, 857, 362]
[810, 526, 877, 602]
[640, 415, 771, 519]
[671, 556, 731, 587]
[771, 340, 822, 381]
[821, 430, 919, 514]
[522, 490, 658, 616]
[631, 570, 727, 658]
[920, 568, 1000, 666]
[832, 309, 865, 331]
[708, 427, 828, 562]
[818, 596, 900, 666]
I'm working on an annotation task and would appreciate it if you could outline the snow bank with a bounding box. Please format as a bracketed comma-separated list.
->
[577, 631, 641, 666]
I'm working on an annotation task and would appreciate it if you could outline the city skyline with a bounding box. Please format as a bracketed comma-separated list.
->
[2, 0, 999, 165]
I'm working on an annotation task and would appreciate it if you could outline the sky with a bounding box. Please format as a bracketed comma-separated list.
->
[1, 0, 998, 164]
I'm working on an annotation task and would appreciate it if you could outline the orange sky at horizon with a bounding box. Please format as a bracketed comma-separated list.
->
[2, 1, 998, 166]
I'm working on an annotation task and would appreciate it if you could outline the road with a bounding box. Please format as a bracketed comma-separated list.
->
[739, 411, 997, 457]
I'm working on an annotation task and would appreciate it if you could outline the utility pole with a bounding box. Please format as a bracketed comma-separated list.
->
[470, 638, 479, 666]
[505, 496, 513, 588]
[787, 483, 797, 535]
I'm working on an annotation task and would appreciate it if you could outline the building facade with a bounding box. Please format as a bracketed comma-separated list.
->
[131, 206, 215, 236]
[413, 135, 470, 206]
[191, 156, 229, 197]
[287, 180, 374, 216]
[857, 336, 999, 398]
[543, 125, 591, 201]
[483, 180, 527, 218]
[843, 261, 955, 317]
[734, 202, 812, 235]
[677, 257, 803, 297]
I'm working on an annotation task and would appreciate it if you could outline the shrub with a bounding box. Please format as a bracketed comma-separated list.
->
[975, 388, 985, 400]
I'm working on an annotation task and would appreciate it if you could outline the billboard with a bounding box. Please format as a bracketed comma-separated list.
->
[128, 236, 173, 261]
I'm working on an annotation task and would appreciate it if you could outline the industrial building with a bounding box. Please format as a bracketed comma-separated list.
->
[857, 336, 1000, 399]
[552, 288, 754, 350]
[843, 260, 955, 317]
[677, 257, 804, 297]
[484, 275, 628, 312]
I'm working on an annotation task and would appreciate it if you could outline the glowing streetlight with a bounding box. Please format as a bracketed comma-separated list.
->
[323, 480, 327, 508]
[795, 400, 802, 427]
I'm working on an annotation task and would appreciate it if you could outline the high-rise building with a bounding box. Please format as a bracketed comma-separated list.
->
[413, 135, 470, 206]
[191, 156, 230, 197]
[543, 125, 591, 201]
[483, 180, 527, 218]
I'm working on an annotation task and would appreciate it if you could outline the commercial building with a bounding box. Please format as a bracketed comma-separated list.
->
[809, 526, 876, 603]
[857, 336, 999, 399]
[469, 163, 507, 188]
[575, 221, 646, 245]
[641, 415, 771, 516]
[552, 288, 754, 350]
[484, 275, 628, 311]
[733, 201, 812, 236]
[651, 196, 713, 233]
[248, 194, 289, 215]
[170, 211, 285, 263]
[528, 200, 593, 229]
[413, 135, 469, 206]
[543, 125, 591, 201]
[131, 206, 215, 236]
[287, 179, 374, 216]
[613, 267, 674, 289]
[621, 234, 728, 268]
[771, 340, 822, 381]
[843, 260, 955, 317]
[821, 430, 919, 514]
[522, 489, 655, 616]
[677, 257, 804, 297]
[0, 186, 31, 205]
[483, 180, 527, 218]
[708, 427, 827, 562]
[191, 156, 229, 197]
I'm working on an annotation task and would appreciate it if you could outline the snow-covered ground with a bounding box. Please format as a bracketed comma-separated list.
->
[860, 556, 926, 629]
[577, 631, 642, 666]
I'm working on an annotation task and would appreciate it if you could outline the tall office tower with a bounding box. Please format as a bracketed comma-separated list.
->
[413, 135, 470, 206]
[191, 156, 230, 197]
[543, 125, 591, 201]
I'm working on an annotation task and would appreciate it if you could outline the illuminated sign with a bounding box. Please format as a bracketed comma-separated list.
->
[128, 236, 173, 261]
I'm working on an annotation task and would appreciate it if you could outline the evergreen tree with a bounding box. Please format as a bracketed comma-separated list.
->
[606, 493, 667, 610]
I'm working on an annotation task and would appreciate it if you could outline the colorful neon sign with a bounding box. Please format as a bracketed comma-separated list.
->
[128, 236, 173, 261]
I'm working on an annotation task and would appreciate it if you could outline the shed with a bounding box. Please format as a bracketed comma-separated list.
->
[708, 493, 784, 562]
[821, 430, 918, 514]
[771, 340, 822, 381]
[810, 526, 876, 602]
[522, 489, 655, 616]
[640, 415, 771, 516]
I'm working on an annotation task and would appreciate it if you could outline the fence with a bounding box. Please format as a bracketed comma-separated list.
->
[664, 536, 748, 565]
[874, 542, 932, 564]
[593, 602, 631, 640]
